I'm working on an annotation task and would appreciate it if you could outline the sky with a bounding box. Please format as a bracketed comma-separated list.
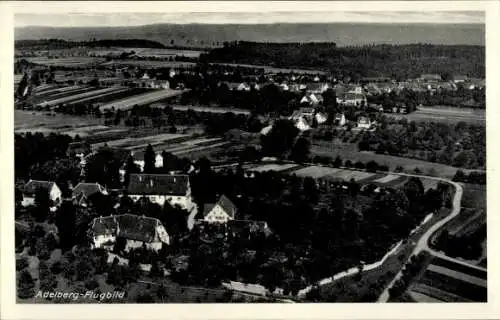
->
[15, 11, 485, 28]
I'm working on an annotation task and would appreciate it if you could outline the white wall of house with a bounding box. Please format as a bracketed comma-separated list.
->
[204, 205, 233, 224]
[128, 194, 193, 211]
[93, 234, 116, 250]
[21, 197, 35, 207]
[50, 184, 62, 205]
[156, 224, 170, 245]
[125, 239, 163, 252]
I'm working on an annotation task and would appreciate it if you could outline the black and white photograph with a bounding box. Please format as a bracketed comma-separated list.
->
[1, 0, 498, 318]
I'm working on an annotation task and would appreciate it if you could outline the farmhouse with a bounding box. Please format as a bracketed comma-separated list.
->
[90, 214, 170, 252]
[72, 182, 108, 206]
[22, 180, 62, 207]
[127, 173, 193, 210]
[203, 195, 238, 224]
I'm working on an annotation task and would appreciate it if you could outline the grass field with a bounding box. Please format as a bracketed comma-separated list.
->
[171, 105, 251, 115]
[21, 57, 106, 67]
[15, 110, 105, 131]
[388, 106, 485, 125]
[103, 60, 196, 68]
[311, 143, 470, 178]
[249, 163, 300, 173]
[123, 47, 206, 58]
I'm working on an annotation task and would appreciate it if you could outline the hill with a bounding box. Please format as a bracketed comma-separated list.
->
[15, 39, 167, 50]
[15, 23, 485, 48]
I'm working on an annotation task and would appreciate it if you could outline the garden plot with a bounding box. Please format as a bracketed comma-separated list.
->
[67, 88, 130, 105]
[249, 163, 299, 172]
[373, 174, 400, 184]
[99, 89, 186, 110]
[92, 133, 189, 150]
[427, 264, 487, 287]
[34, 85, 83, 96]
[421, 178, 439, 191]
[32, 86, 95, 102]
[293, 166, 341, 179]
[409, 289, 445, 303]
[38, 87, 125, 107]
[24, 57, 106, 67]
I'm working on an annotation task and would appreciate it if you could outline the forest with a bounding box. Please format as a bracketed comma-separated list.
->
[201, 42, 485, 80]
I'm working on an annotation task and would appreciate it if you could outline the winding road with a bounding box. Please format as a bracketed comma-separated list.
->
[377, 173, 486, 302]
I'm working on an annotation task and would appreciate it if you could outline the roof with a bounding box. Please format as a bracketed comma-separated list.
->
[358, 117, 371, 124]
[203, 195, 238, 218]
[72, 182, 106, 199]
[127, 174, 189, 196]
[23, 180, 56, 195]
[91, 214, 162, 243]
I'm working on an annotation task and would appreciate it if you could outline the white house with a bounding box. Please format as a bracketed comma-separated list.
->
[203, 195, 238, 224]
[315, 112, 328, 124]
[294, 117, 311, 132]
[357, 116, 373, 129]
[22, 180, 62, 207]
[90, 214, 170, 252]
[127, 173, 193, 210]
[334, 113, 347, 126]
[300, 93, 321, 105]
[72, 182, 108, 207]
[337, 92, 367, 107]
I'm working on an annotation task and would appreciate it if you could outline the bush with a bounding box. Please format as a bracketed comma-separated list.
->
[354, 161, 366, 170]
[16, 258, 29, 271]
[344, 160, 353, 168]
[366, 160, 379, 173]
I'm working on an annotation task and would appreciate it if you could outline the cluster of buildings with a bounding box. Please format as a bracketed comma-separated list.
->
[20, 164, 271, 260]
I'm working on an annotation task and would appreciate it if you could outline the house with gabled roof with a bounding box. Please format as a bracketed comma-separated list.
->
[72, 182, 108, 207]
[127, 173, 193, 210]
[90, 214, 170, 252]
[22, 180, 62, 207]
[203, 195, 238, 224]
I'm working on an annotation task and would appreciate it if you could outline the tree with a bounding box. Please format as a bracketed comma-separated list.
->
[39, 261, 57, 292]
[144, 144, 156, 173]
[124, 155, 140, 186]
[17, 270, 36, 299]
[333, 156, 343, 168]
[261, 119, 299, 158]
[16, 257, 29, 271]
[290, 137, 310, 163]
[34, 188, 50, 222]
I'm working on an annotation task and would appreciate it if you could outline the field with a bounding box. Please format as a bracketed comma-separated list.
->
[20, 56, 106, 67]
[388, 106, 486, 125]
[405, 255, 487, 303]
[248, 163, 300, 173]
[99, 89, 186, 110]
[311, 143, 472, 178]
[37, 87, 127, 107]
[171, 105, 251, 115]
[15, 110, 105, 132]
[91, 133, 190, 150]
[103, 60, 196, 68]
[121, 47, 206, 58]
